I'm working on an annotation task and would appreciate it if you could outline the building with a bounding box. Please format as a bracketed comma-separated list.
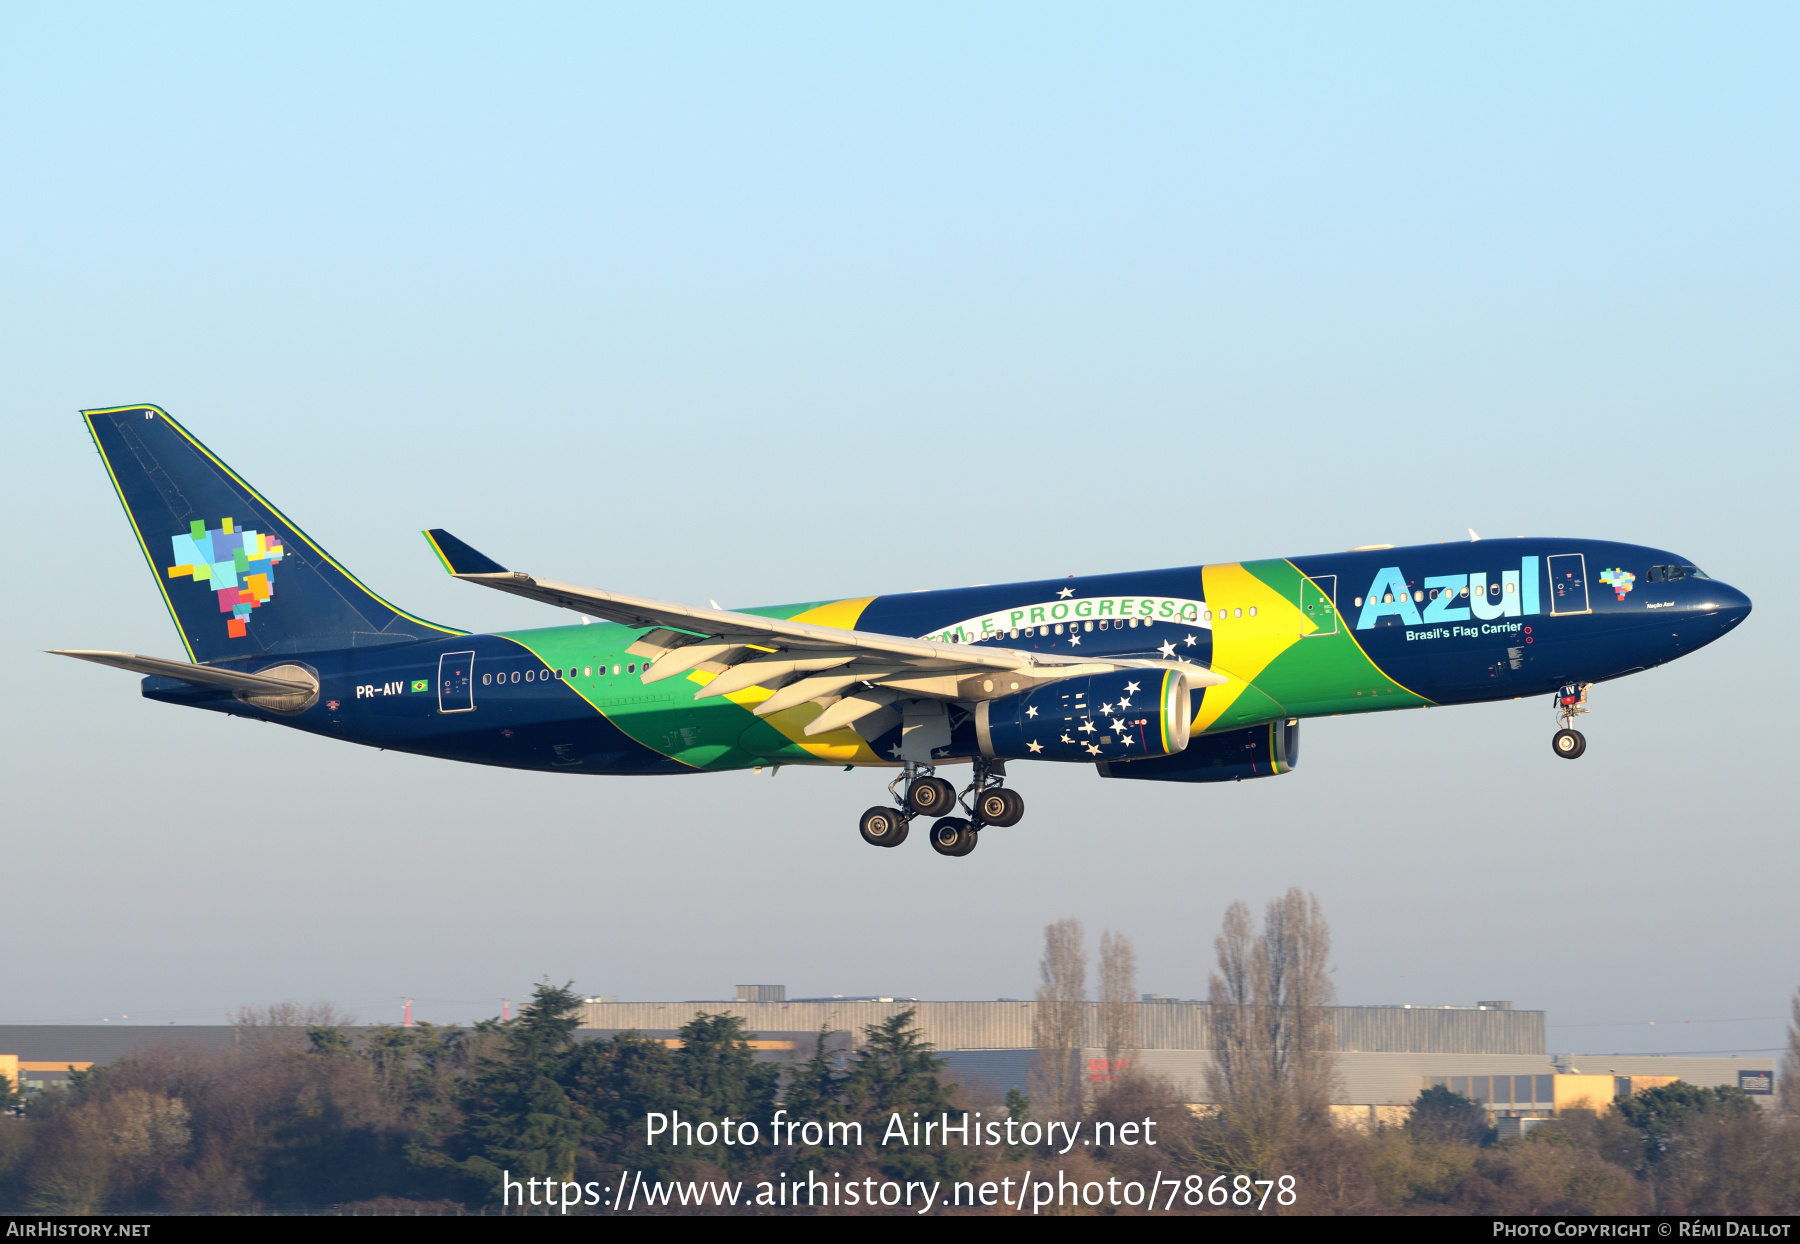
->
[573, 995, 1778, 1124]
[2, 998, 1776, 1124]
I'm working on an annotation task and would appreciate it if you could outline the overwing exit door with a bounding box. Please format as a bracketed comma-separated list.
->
[438, 651, 475, 712]
[1547, 555, 1589, 615]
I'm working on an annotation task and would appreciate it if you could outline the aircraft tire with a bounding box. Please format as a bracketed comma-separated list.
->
[1552, 728, 1586, 759]
[975, 787, 1024, 827]
[859, 806, 910, 847]
[906, 776, 958, 817]
[929, 817, 978, 857]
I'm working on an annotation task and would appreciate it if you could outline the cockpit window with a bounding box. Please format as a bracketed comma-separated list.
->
[1647, 564, 1711, 583]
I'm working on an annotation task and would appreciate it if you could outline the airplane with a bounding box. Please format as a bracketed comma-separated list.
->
[58, 405, 1752, 858]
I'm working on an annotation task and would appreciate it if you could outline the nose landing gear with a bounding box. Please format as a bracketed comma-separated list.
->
[1552, 683, 1591, 759]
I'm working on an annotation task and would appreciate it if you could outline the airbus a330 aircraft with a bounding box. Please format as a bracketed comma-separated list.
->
[61, 406, 1751, 858]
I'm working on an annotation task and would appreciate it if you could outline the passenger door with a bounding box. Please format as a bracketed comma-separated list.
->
[1547, 554, 1589, 616]
[438, 651, 476, 713]
[1299, 574, 1338, 637]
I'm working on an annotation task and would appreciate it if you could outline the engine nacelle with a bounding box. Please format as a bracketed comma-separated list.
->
[1097, 719, 1298, 782]
[976, 669, 1191, 763]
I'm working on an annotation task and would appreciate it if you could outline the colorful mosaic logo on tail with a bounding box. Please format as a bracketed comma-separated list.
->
[166, 518, 285, 638]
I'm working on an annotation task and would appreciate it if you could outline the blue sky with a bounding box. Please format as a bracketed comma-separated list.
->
[2, 4, 1795, 1056]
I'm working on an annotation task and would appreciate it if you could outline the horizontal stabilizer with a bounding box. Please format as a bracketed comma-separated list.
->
[423, 529, 509, 576]
[49, 649, 315, 696]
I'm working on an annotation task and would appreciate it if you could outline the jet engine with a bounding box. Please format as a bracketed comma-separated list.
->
[1095, 718, 1298, 782]
[976, 669, 1191, 763]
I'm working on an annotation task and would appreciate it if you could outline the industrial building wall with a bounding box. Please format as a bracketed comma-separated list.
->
[575, 1000, 1545, 1056]
[936, 1049, 1772, 1108]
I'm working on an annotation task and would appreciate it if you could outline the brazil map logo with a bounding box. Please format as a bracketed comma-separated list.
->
[166, 517, 285, 638]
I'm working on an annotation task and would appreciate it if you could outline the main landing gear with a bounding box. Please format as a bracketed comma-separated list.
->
[1552, 683, 1591, 760]
[858, 759, 1026, 857]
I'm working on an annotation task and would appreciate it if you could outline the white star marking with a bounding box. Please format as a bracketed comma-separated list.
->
[1057, 587, 1074, 598]
[887, 744, 904, 758]
[1158, 640, 1176, 658]
[1084, 742, 1102, 755]
[1027, 739, 1043, 753]
[1120, 735, 1135, 748]
[1026, 705, 1039, 718]
[1080, 720, 1097, 733]
[1124, 681, 1141, 694]
[1060, 734, 1074, 743]
[1117, 696, 1132, 709]
[1101, 702, 1113, 713]
[1068, 634, 1080, 646]
[1184, 633, 1198, 647]
[1111, 718, 1126, 732]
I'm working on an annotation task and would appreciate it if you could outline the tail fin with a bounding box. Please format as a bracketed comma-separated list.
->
[84, 405, 461, 663]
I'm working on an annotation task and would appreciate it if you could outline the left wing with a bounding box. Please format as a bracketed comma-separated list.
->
[424, 529, 1223, 732]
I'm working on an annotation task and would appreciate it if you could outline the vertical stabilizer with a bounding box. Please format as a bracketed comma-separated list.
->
[84, 405, 461, 663]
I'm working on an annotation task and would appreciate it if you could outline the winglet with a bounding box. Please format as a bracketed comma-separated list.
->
[423, 529, 509, 576]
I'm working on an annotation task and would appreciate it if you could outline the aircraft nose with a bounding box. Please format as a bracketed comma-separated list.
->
[1706, 582, 1752, 628]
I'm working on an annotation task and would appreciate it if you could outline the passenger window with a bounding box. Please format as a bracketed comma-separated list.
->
[511, 671, 520, 683]
[627, 663, 636, 673]
[1351, 598, 1361, 608]
[1505, 582, 1515, 594]
[1084, 621, 1093, 631]
[482, 674, 491, 685]
[1248, 606, 1257, 617]
[1233, 607, 1242, 618]
[1459, 586, 1469, 598]
[612, 664, 621, 675]
[584, 667, 592, 676]
[1053, 623, 1063, 634]
[1412, 591, 1422, 603]
[1128, 618, 1138, 628]
[525, 669, 534, 682]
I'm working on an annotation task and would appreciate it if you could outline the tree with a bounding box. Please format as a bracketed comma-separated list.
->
[1615, 1081, 1758, 1163]
[1099, 929, 1139, 1086]
[840, 1010, 964, 1181]
[1029, 918, 1087, 1122]
[668, 1012, 778, 1168]
[841, 1010, 956, 1121]
[1407, 1084, 1491, 1145]
[441, 981, 585, 1193]
[1781, 985, 1800, 1119]
[780, 1025, 843, 1124]
[1202, 888, 1339, 1175]
[562, 1032, 694, 1180]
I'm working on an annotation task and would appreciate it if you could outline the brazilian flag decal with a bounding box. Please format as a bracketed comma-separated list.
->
[410, 679, 429, 693]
